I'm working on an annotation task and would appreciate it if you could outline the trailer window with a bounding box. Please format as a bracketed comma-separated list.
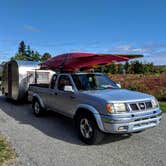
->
[37, 72, 49, 84]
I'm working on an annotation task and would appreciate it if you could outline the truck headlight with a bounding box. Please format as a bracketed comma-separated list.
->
[106, 103, 127, 113]
[151, 98, 159, 108]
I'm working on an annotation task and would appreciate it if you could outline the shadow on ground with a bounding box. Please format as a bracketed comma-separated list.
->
[0, 95, 131, 145]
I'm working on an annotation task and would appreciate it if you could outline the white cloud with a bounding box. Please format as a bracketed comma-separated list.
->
[111, 44, 149, 54]
[139, 51, 166, 65]
[114, 44, 133, 51]
[102, 42, 166, 65]
[24, 25, 40, 32]
[0, 38, 19, 43]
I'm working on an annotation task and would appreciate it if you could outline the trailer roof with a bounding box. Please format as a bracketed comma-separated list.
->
[15, 60, 40, 67]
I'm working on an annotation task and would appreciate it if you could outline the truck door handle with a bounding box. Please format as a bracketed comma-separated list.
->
[54, 92, 58, 95]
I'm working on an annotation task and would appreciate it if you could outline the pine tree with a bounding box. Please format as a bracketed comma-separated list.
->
[26, 45, 32, 58]
[18, 41, 26, 56]
[32, 51, 41, 61]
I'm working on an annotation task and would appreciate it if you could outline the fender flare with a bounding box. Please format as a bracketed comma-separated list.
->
[32, 94, 45, 108]
[75, 104, 105, 132]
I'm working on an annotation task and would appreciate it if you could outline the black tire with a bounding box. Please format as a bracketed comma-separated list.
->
[32, 99, 44, 117]
[76, 113, 104, 145]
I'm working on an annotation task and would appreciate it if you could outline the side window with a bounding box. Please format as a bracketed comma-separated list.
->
[50, 75, 57, 89]
[58, 75, 72, 91]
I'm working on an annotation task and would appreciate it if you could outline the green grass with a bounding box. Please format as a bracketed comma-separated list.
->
[160, 102, 166, 113]
[0, 134, 16, 165]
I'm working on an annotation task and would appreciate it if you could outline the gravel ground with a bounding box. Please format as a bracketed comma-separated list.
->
[0, 95, 165, 166]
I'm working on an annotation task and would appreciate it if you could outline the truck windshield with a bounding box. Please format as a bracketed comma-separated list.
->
[72, 74, 119, 91]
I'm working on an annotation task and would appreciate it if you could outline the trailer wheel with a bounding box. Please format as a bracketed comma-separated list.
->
[32, 99, 44, 117]
[76, 112, 104, 145]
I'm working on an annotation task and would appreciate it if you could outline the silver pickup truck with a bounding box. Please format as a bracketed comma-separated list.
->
[28, 73, 162, 144]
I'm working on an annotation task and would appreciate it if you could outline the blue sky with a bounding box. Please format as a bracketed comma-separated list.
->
[0, 0, 166, 65]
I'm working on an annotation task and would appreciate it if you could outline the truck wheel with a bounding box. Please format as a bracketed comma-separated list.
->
[76, 113, 104, 145]
[32, 100, 44, 117]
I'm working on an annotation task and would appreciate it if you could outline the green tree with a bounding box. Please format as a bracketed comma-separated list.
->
[11, 54, 25, 60]
[124, 61, 131, 73]
[41, 52, 52, 62]
[12, 41, 29, 60]
[11, 41, 45, 61]
[108, 64, 117, 74]
[131, 61, 144, 74]
[26, 45, 32, 58]
[18, 41, 26, 56]
[31, 51, 41, 61]
[116, 64, 123, 74]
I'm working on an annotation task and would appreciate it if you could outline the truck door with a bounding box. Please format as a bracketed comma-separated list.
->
[44, 74, 58, 109]
[53, 75, 77, 117]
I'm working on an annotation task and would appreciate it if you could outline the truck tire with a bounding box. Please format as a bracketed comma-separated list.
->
[32, 99, 44, 117]
[76, 113, 104, 145]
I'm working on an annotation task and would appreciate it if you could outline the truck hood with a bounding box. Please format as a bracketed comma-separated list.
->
[81, 89, 154, 103]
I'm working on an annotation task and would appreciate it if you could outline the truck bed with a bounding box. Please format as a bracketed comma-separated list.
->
[28, 83, 50, 102]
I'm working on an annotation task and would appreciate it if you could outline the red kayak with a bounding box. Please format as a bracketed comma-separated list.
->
[40, 52, 142, 72]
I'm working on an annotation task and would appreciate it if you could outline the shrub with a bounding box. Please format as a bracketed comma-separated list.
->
[109, 74, 166, 101]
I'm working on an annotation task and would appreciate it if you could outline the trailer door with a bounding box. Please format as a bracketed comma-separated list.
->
[8, 63, 12, 97]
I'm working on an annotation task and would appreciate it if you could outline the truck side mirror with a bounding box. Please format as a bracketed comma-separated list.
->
[116, 83, 121, 88]
[64, 85, 74, 92]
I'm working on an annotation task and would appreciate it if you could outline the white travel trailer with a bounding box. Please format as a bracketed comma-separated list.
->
[1, 60, 54, 100]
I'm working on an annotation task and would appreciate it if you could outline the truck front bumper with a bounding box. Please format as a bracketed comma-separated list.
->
[101, 109, 162, 133]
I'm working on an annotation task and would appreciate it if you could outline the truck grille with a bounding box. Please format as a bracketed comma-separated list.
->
[129, 101, 153, 111]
